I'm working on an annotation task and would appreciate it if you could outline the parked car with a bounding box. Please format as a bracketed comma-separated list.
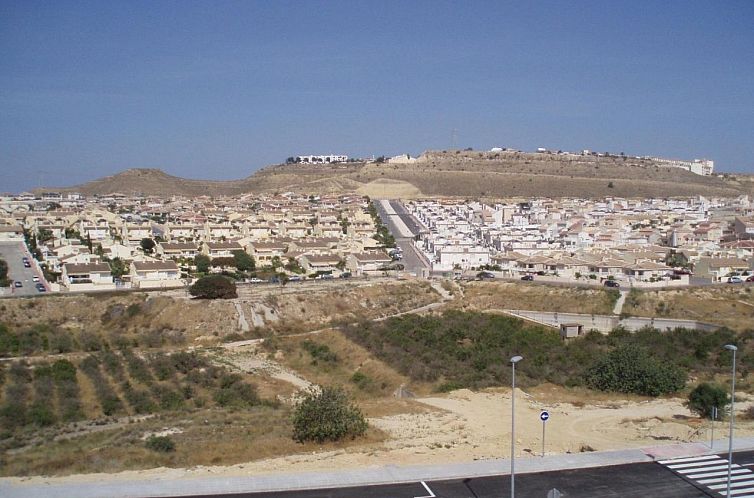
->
[288, 275, 302, 282]
[32, 276, 40, 282]
[23, 260, 31, 268]
[728, 276, 743, 284]
[747, 275, 754, 283]
[520, 275, 534, 281]
[477, 271, 495, 280]
[247, 277, 264, 283]
[339, 272, 352, 278]
[14, 281, 22, 288]
[36, 283, 46, 292]
[603, 280, 620, 288]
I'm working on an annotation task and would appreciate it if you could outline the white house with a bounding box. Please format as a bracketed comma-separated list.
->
[61, 263, 115, 292]
[130, 260, 182, 289]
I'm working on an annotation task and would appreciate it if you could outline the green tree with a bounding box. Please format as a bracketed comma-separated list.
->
[687, 383, 729, 419]
[189, 275, 237, 299]
[586, 344, 686, 396]
[271, 255, 282, 270]
[0, 258, 9, 287]
[232, 250, 255, 272]
[194, 254, 211, 273]
[37, 228, 54, 244]
[109, 257, 128, 278]
[140, 238, 156, 254]
[292, 385, 368, 443]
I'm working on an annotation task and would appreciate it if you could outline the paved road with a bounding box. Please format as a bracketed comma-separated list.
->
[374, 200, 429, 277]
[0, 241, 47, 296]
[169, 460, 707, 497]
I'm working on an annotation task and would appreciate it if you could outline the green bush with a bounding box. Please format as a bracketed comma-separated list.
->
[302, 340, 338, 364]
[350, 371, 372, 390]
[292, 385, 367, 443]
[145, 435, 176, 452]
[213, 374, 259, 408]
[687, 383, 729, 419]
[189, 275, 237, 299]
[585, 344, 686, 396]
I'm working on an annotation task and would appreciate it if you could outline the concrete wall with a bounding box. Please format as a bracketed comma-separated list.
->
[506, 310, 719, 333]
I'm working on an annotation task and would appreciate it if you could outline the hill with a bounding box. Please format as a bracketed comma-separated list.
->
[50, 151, 751, 198]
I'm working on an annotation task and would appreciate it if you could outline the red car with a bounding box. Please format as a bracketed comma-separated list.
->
[747, 275, 754, 283]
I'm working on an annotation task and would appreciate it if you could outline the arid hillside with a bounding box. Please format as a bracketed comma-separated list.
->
[49, 151, 752, 199]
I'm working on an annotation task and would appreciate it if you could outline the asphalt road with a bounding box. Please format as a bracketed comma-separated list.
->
[167, 460, 710, 497]
[374, 200, 429, 276]
[0, 241, 47, 296]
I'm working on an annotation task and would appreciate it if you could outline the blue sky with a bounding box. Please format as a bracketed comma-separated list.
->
[1, 0, 753, 192]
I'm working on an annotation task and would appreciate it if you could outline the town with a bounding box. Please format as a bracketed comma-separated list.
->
[1, 188, 753, 297]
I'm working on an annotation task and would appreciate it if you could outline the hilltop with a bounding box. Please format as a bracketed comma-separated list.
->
[49, 151, 751, 199]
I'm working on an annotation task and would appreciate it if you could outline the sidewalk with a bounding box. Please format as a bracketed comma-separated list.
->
[4, 437, 754, 498]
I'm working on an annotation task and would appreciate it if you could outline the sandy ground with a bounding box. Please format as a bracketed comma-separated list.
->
[9, 387, 754, 486]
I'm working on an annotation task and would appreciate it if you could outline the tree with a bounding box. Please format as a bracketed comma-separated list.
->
[189, 275, 237, 299]
[292, 385, 368, 443]
[109, 257, 127, 278]
[271, 255, 282, 270]
[0, 258, 9, 287]
[140, 238, 156, 254]
[687, 383, 729, 419]
[607, 181, 615, 189]
[194, 254, 211, 273]
[233, 250, 255, 272]
[585, 344, 686, 396]
[37, 228, 53, 244]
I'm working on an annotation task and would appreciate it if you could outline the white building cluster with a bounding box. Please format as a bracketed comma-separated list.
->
[407, 195, 754, 285]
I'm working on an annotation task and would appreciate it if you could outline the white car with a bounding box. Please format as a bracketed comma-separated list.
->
[247, 277, 264, 283]
[32, 276, 40, 282]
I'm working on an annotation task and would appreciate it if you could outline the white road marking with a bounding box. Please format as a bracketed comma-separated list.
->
[700, 474, 754, 485]
[658, 455, 721, 465]
[414, 481, 436, 498]
[709, 480, 754, 490]
[668, 458, 727, 469]
[679, 464, 740, 474]
[688, 469, 750, 479]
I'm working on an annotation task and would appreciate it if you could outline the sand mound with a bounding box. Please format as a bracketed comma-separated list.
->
[357, 179, 422, 198]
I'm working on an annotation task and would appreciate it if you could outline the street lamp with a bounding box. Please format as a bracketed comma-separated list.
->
[510, 355, 523, 498]
[724, 344, 738, 498]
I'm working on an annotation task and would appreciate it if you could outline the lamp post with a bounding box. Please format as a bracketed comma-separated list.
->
[510, 355, 523, 498]
[724, 344, 738, 498]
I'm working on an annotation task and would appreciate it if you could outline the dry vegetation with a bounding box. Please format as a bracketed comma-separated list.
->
[51, 151, 753, 198]
[450, 280, 618, 315]
[621, 285, 754, 331]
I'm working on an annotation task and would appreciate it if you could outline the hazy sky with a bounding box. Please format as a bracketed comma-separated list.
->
[1, 0, 753, 193]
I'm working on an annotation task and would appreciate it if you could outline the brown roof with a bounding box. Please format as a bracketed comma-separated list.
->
[160, 242, 198, 251]
[132, 261, 179, 271]
[64, 263, 112, 274]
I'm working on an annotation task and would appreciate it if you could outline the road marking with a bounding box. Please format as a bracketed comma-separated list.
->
[414, 481, 436, 498]
[688, 469, 749, 479]
[700, 474, 754, 485]
[710, 480, 754, 490]
[679, 464, 740, 474]
[658, 454, 720, 465]
[659, 454, 754, 497]
[668, 458, 727, 469]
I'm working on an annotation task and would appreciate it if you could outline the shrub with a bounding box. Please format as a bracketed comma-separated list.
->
[145, 435, 175, 452]
[687, 383, 728, 419]
[292, 385, 367, 443]
[189, 275, 237, 299]
[585, 344, 686, 396]
[213, 374, 259, 408]
[350, 371, 372, 390]
[302, 340, 338, 364]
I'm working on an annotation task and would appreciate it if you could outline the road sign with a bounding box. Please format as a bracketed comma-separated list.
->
[540, 411, 550, 422]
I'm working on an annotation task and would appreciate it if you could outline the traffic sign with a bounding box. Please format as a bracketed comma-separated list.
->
[540, 411, 550, 422]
